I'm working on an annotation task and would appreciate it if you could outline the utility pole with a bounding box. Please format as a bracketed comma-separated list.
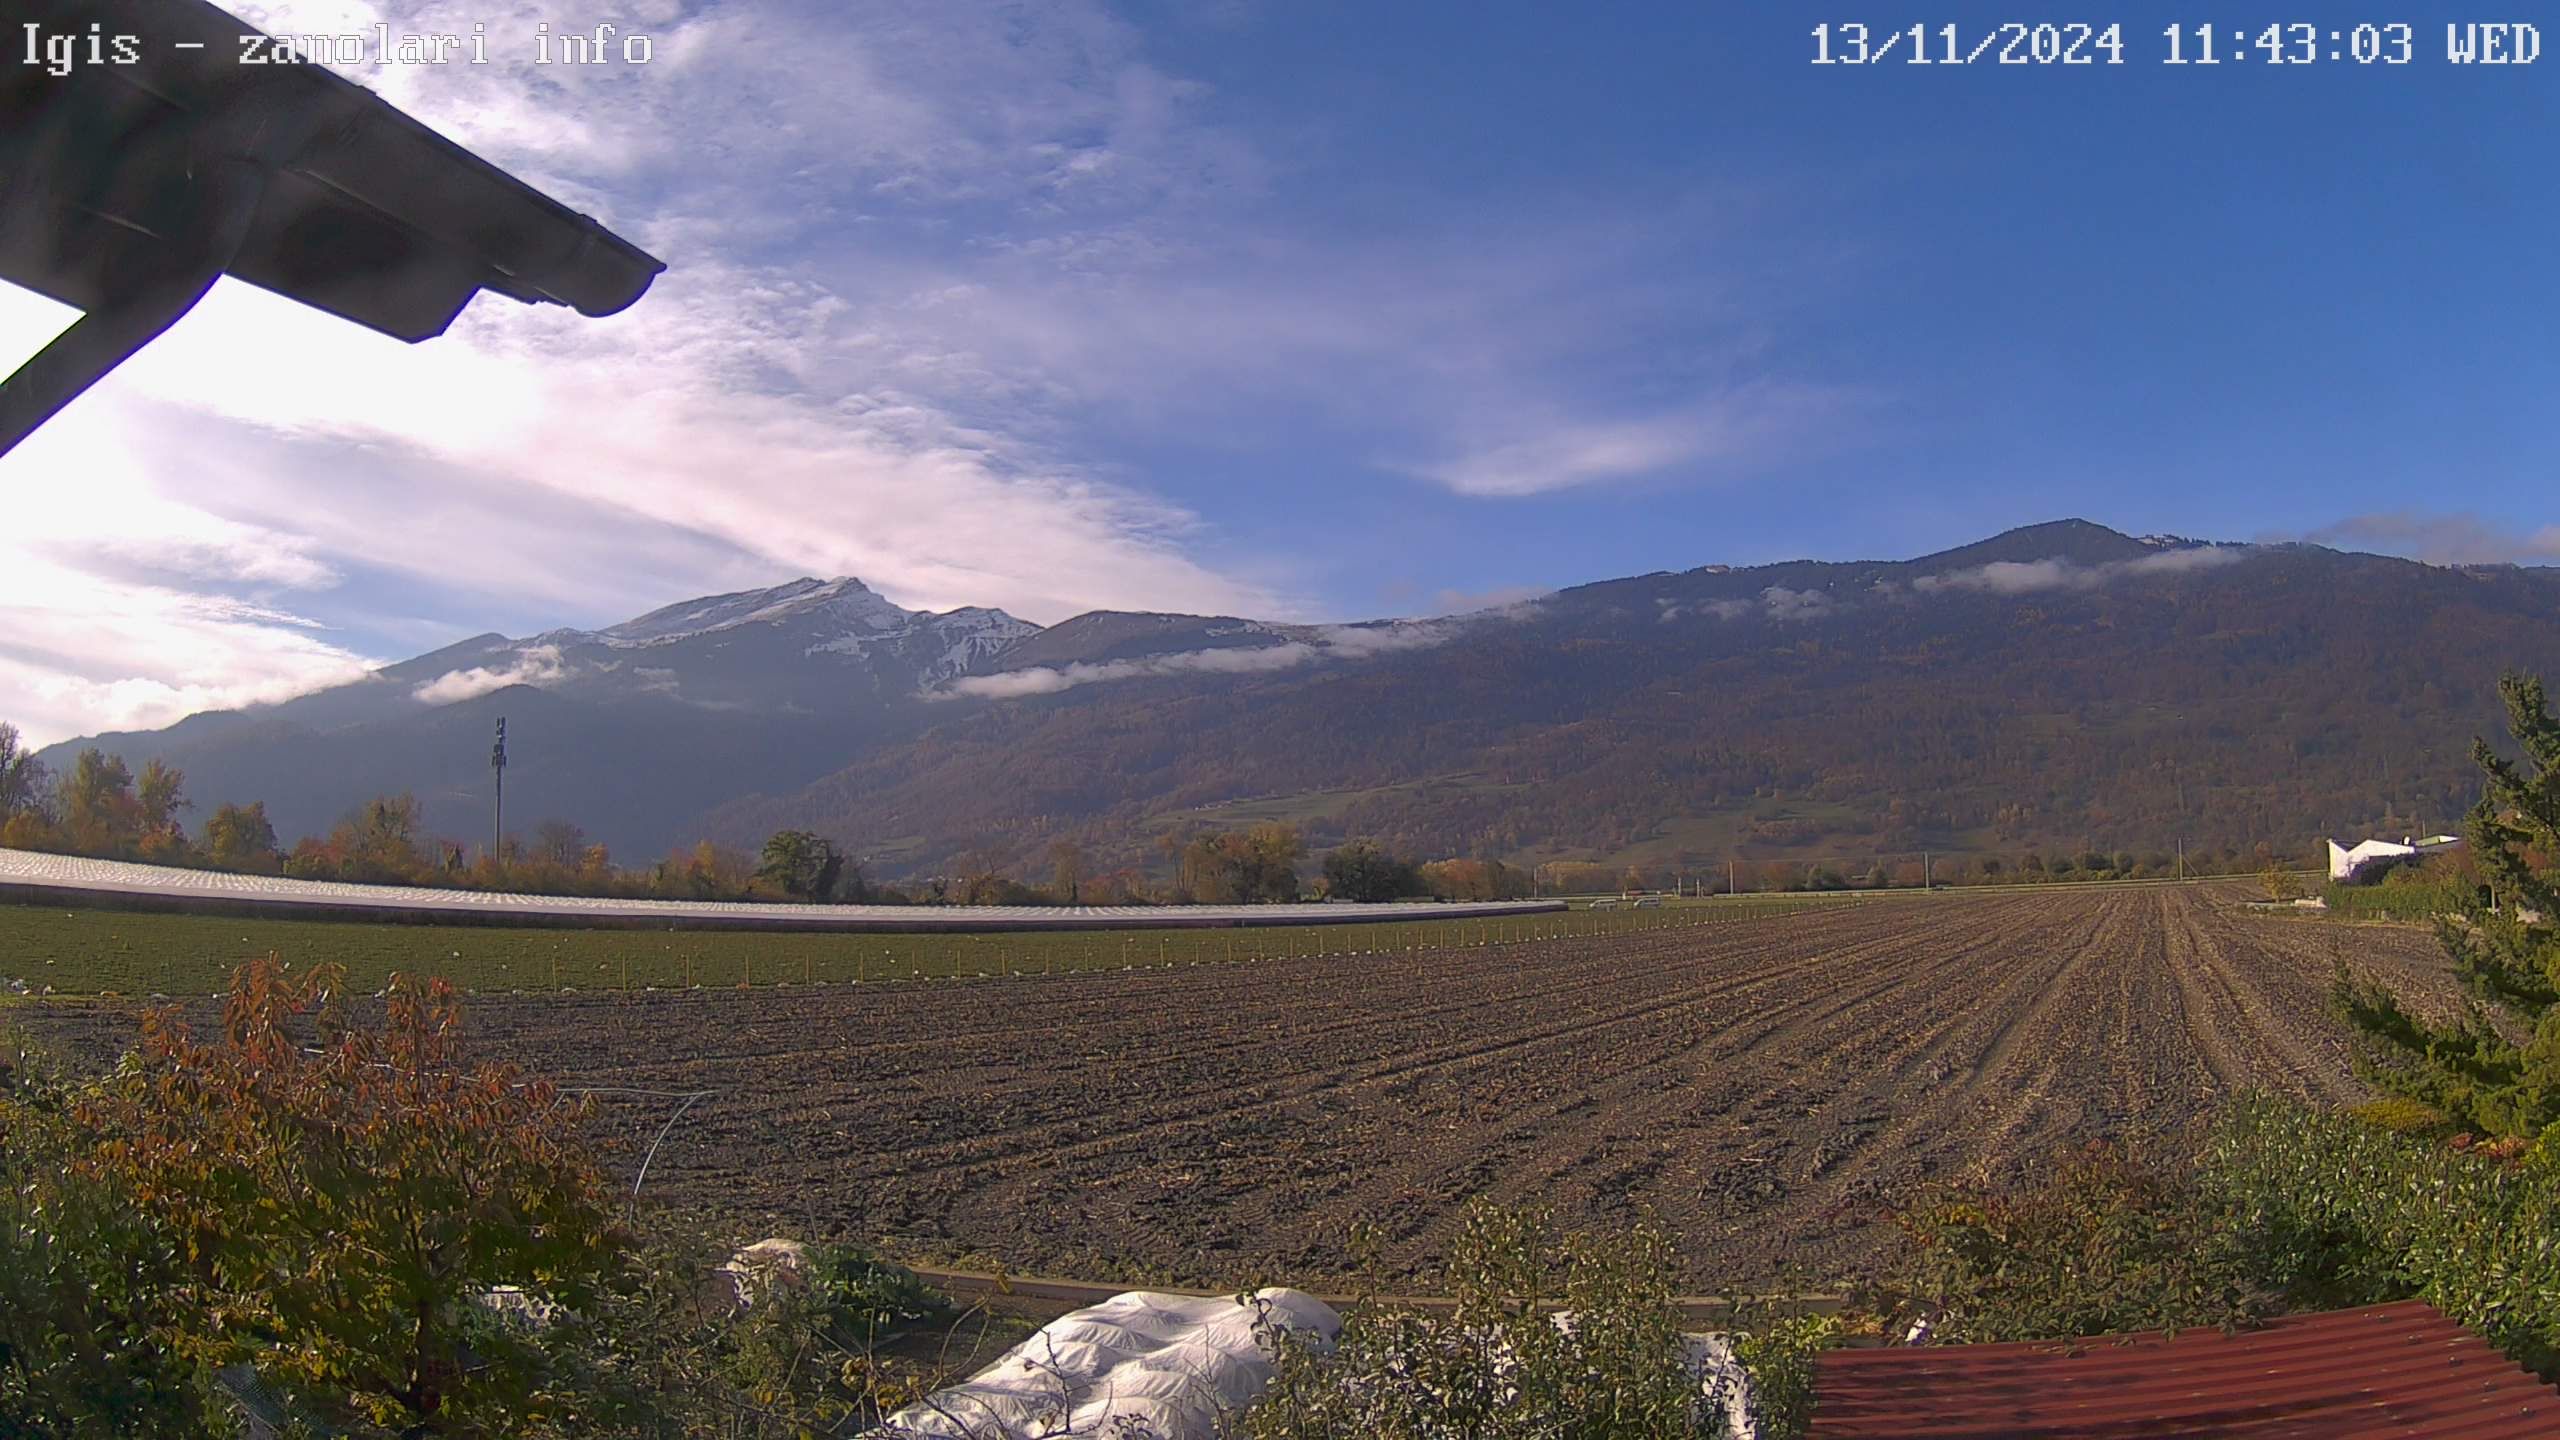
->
[1728, 858, 1737, 896]
[2176, 838, 2185, 880]
[1923, 850, 1932, 890]
[491, 716, 507, 869]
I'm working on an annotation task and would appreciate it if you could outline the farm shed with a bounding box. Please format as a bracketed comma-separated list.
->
[1809, 1300, 2558, 1438]
[2326, 833, 2464, 884]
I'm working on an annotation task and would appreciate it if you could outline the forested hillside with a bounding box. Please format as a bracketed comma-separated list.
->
[707, 524, 2560, 876]
[35, 522, 2560, 880]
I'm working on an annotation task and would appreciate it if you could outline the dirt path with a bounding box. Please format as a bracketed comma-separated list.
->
[19, 886, 2462, 1290]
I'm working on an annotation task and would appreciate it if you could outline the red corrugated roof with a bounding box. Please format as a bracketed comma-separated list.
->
[1811, 1301, 2560, 1439]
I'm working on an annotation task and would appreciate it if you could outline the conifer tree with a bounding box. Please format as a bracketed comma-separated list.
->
[2339, 672, 2560, 1138]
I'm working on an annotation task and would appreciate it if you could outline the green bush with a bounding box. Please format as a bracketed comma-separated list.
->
[1725, 1312, 1837, 1440]
[0, 979, 973, 1438]
[1877, 1099, 2560, 1384]
[806, 1246, 949, 1347]
[1872, 1140, 2280, 1345]
[2197, 1096, 2560, 1379]
[681, 1244, 953, 1435]
[0, 1037, 220, 1436]
[2343, 1096, 2450, 1135]
[2320, 875, 2473, 922]
[1239, 1204, 1827, 1440]
[495, 1228, 946, 1438]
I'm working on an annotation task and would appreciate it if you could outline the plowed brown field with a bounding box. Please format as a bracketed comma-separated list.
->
[18, 885, 2462, 1290]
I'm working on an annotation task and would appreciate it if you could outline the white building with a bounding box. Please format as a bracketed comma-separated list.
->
[2326, 834, 2464, 885]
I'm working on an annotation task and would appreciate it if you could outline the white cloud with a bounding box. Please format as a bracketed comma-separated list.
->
[1310, 621, 1455, 657]
[1911, 546, 2250, 595]
[0, 0, 1305, 746]
[1649, 546, 2255, 628]
[2126, 546, 2252, 576]
[933, 620, 1460, 701]
[0, 288, 78, 379]
[1915, 559, 2072, 595]
[1655, 596, 1755, 622]
[1400, 383, 1863, 500]
[1656, 589, 1830, 623]
[2301, 512, 2560, 566]
[1756, 586, 1835, 621]
[936, 641, 1317, 700]
[0, 553, 377, 745]
[411, 643, 567, 704]
[1412, 414, 1735, 499]
[1, 0, 1859, 747]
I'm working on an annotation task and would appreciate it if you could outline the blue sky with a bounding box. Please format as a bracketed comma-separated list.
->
[2, 0, 2555, 743]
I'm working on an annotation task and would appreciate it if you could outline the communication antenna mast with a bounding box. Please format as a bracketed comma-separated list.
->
[491, 716, 508, 866]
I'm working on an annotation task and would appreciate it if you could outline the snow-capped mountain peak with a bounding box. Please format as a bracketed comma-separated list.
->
[357, 576, 1048, 722]
[806, 604, 1042, 681]
[600, 576, 912, 648]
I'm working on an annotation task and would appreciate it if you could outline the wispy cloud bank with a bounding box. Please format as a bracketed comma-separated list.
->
[2300, 512, 2560, 566]
[1, 0, 1296, 744]
[0, 551, 375, 741]
[932, 621, 1457, 701]
[1756, 586, 1836, 621]
[1402, 387, 1858, 499]
[936, 642, 1320, 700]
[1655, 586, 1835, 624]
[1653, 545, 2254, 627]
[3, 0, 1860, 747]
[412, 644, 568, 704]
[1910, 546, 2249, 595]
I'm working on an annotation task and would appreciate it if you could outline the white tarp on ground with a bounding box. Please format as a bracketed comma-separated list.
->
[870, 1288, 1342, 1439]
[1682, 1332, 1756, 1439]
[867, 1289, 1760, 1440]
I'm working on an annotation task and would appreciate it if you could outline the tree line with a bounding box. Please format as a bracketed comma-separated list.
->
[705, 547, 2560, 879]
[1538, 845, 2292, 897]
[0, 725, 1539, 907]
[0, 724, 878, 904]
[0, 719, 2284, 910]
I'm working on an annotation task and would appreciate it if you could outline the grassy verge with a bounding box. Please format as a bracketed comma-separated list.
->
[0, 896, 1842, 997]
[2316, 877, 2473, 923]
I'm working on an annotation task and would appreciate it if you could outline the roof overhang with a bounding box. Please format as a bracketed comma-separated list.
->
[0, 0, 665, 454]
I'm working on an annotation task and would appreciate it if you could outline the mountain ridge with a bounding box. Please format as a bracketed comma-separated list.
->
[34, 521, 2560, 876]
